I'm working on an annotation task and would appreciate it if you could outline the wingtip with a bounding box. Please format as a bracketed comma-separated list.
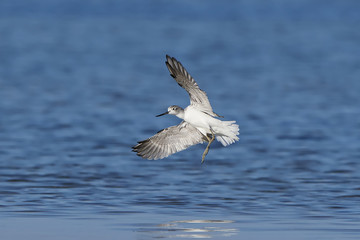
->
[165, 54, 174, 59]
[165, 54, 172, 63]
[165, 55, 174, 66]
[165, 55, 179, 65]
[165, 61, 176, 78]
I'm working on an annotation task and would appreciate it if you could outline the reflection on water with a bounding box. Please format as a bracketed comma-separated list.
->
[140, 220, 238, 239]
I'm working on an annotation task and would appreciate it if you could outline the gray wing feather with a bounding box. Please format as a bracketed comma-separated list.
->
[132, 121, 205, 160]
[165, 55, 222, 117]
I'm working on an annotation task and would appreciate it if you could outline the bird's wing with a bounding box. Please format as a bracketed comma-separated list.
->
[132, 121, 205, 160]
[165, 55, 222, 117]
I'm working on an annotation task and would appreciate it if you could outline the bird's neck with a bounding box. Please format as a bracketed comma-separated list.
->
[175, 110, 185, 120]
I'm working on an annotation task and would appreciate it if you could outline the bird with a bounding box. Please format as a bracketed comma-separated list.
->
[132, 55, 239, 163]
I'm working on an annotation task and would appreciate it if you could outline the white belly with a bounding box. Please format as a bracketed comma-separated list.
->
[184, 106, 214, 135]
[183, 106, 239, 146]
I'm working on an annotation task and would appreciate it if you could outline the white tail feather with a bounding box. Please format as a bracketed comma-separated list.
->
[213, 120, 239, 146]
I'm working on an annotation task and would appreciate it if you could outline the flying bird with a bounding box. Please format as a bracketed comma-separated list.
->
[132, 55, 239, 163]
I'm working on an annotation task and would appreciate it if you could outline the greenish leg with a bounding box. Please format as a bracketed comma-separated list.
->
[201, 130, 215, 164]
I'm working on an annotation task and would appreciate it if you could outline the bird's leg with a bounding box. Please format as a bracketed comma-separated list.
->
[201, 129, 215, 164]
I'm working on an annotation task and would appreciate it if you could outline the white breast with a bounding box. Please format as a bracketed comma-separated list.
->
[184, 106, 213, 135]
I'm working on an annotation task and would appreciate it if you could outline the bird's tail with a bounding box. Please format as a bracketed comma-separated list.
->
[213, 120, 240, 146]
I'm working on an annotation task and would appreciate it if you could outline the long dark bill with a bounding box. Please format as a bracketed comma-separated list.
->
[156, 111, 169, 117]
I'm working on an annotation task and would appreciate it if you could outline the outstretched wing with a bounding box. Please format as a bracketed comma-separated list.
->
[132, 121, 205, 160]
[165, 55, 222, 117]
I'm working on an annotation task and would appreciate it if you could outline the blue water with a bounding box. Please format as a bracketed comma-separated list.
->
[1, 0, 360, 239]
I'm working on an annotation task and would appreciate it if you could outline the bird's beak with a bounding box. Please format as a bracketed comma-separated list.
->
[156, 111, 169, 117]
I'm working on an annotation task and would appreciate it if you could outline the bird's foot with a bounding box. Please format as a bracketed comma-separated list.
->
[201, 130, 215, 164]
[201, 146, 210, 164]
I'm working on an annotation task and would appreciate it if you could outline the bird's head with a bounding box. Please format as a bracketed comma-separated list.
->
[156, 105, 184, 117]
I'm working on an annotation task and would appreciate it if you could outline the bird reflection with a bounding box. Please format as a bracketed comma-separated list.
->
[138, 219, 238, 239]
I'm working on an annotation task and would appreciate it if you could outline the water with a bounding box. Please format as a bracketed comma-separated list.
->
[1, 0, 360, 239]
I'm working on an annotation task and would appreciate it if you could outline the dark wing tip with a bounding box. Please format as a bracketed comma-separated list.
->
[165, 55, 179, 67]
[165, 55, 184, 80]
[132, 138, 155, 159]
[165, 62, 176, 78]
[132, 140, 144, 151]
[165, 55, 173, 67]
[166, 54, 175, 61]
[165, 55, 191, 83]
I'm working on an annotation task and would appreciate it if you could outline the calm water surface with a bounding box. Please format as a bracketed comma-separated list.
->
[1, 1, 360, 239]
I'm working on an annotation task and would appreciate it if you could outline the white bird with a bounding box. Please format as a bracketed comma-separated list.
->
[132, 55, 239, 163]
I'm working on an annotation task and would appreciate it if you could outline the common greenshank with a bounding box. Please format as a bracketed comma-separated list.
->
[133, 55, 239, 163]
